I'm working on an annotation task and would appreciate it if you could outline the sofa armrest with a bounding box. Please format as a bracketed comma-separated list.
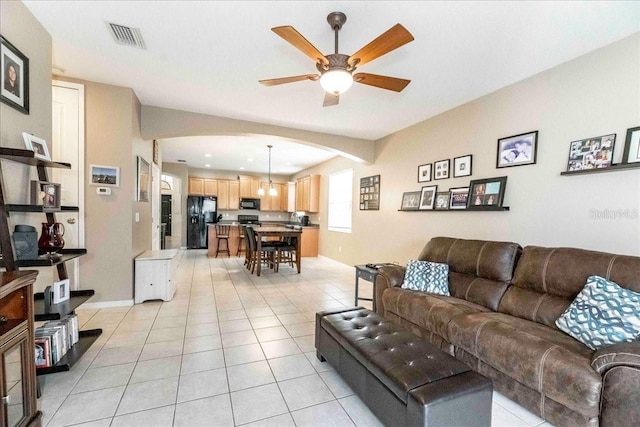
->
[374, 265, 405, 315]
[591, 341, 640, 374]
[592, 341, 640, 426]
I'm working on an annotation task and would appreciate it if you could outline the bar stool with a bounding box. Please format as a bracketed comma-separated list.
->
[215, 225, 230, 257]
[237, 225, 246, 258]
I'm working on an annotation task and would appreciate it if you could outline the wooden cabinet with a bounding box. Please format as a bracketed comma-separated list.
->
[259, 183, 271, 211]
[228, 181, 240, 210]
[300, 227, 319, 257]
[188, 177, 204, 195]
[203, 179, 218, 196]
[286, 182, 296, 212]
[217, 180, 230, 210]
[189, 178, 217, 196]
[134, 250, 178, 304]
[259, 183, 288, 212]
[239, 175, 261, 198]
[1, 271, 42, 427]
[296, 175, 320, 213]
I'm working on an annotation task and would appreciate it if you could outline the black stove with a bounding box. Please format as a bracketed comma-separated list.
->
[237, 214, 261, 225]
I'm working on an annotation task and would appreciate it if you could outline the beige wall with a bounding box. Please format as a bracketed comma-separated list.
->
[300, 33, 640, 266]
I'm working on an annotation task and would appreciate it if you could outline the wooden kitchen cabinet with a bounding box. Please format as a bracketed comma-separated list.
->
[259, 183, 286, 212]
[228, 181, 240, 210]
[204, 179, 218, 196]
[239, 175, 261, 198]
[217, 180, 230, 210]
[300, 227, 319, 257]
[295, 175, 320, 212]
[188, 177, 204, 195]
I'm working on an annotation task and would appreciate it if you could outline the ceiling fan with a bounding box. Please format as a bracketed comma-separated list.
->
[259, 12, 414, 107]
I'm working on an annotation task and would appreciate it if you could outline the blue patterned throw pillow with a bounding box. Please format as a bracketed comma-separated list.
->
[556, 275, 640, 350]
[401, 260, 450, 296]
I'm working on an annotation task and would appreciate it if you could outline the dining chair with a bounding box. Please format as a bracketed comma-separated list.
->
[245, 226, 278, 273]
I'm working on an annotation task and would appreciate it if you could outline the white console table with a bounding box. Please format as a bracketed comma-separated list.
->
[134, 249, 178, 304]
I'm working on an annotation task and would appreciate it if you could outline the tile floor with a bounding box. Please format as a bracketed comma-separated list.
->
[37, 250, 554, 426]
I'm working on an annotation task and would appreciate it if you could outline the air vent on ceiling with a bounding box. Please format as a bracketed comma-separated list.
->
[107, 22, 146, 49]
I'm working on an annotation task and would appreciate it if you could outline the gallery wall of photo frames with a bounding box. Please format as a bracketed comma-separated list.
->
[359, 175, 380, 211]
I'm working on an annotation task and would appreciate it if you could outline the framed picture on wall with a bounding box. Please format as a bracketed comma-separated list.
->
[1, 36, 29, 114]
[453, 155, 472, 177]
[622, 126, 640, 164]
[467, 177, 507, 210]
[137, 156, 150, 202]
[449, 187, 469, 210]
[434, 159, 450, 180]
[566, 133, 615, 171]
[417, 164, 432, 182]
[419, 185, 437, 210]
[497, 131, 538, 168]
[400, 191, 421, 211]
[434, 192, 450, 210]
[90, 164, 120, 187]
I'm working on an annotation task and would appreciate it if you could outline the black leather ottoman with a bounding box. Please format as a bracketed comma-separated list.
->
[316, 307, 492, 427]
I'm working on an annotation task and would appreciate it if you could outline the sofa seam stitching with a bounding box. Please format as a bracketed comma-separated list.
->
[476, 242, 489, 278]
[593, 352, 640, 370]
[531, 294, 546, 322]
[541, 248, 556, 293]
[538, 345, 559, 397]
[473, 319, 491, 355]
[605, 255, 618, 281]
[446, 239, 459, 265]
[465, 278, 479, 301]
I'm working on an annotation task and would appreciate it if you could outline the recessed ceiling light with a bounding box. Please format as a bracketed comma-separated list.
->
[204, 153, 211, 157]
[247, 158, 253, 162]
[204, 164, 211, 167]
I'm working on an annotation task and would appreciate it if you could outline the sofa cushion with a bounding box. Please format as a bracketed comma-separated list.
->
[448, 312, 600, 417]
[401, 260, 449, 295]
[504, 246, 640, 327]
[416, 237, 521, 310]
[383, 286, 489, 342]
[556, 275, 640, 350]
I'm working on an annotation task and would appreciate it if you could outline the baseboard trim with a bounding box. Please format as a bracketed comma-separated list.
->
[81, 300, 134, 310]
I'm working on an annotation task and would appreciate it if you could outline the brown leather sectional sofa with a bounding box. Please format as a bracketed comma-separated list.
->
[374, 237, 640, 427]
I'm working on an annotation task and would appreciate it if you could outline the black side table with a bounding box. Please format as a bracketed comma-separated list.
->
[354, 265, 380, 311]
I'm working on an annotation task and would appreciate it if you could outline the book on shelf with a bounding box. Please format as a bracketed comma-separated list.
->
[34, 313, 79, 367]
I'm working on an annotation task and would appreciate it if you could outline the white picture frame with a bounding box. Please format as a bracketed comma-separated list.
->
[22, 132, 51, 161]
[90, 164, 120, 187]
[52, 279, 70, 304]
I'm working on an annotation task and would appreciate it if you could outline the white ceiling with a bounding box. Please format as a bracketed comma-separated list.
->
[24, 1, 640, 173]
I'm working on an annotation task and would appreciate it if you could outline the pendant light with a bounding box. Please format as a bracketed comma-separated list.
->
[257, 145, 277, 196]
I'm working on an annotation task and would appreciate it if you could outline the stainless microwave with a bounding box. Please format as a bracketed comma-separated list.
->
[239, 198, 261, 210]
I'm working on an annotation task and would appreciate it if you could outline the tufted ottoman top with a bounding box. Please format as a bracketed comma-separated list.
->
[320, 308, 471, 403]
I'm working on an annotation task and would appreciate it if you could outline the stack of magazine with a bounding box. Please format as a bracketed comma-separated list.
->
[34, 314, 79, 368]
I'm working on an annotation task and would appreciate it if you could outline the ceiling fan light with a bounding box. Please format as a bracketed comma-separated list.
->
[320, 69, 353, 95]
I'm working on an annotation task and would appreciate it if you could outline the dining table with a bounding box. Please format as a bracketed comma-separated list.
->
[253, 226, 302, 276]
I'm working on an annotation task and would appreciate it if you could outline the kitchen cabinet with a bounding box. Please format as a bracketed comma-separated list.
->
[285, 182, 296, 212]
[216, 180, 239, 211]
[239, 175, 261, 198]
[259, 183, 287, 212]
[300, 227, 319, 257]
[228, 181, 240, 210]
[203, 179, 218, 196]
[188, 177, 204, 195]
[296, 175, 320, 213]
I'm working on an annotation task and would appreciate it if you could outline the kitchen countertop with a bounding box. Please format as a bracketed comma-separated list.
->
[208, 221, 319, 229]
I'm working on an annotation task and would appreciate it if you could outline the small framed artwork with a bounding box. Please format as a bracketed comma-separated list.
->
[34, 338, 50, 368]
[22, 132, 50, 161]
[497, 130, 538, 168]
[434, 159, 450, 180]
[1, 36, 29, 114]
[137, 156, 150, 202]
[449, 187, 469, 210]
[30, 181, 61, 211]
[622, 126, 640, 164]
[400, 191, 421, 211]
[419, 185, 438, 210]
[453, 155, 472, 177]
[90, 164, 120, 187]
[417, 164, 432, 182]
[434, 192, 450, 210]
[467, 177, 507, 210]
[52, 279, 70, 304]
[567, 133, 615, 171]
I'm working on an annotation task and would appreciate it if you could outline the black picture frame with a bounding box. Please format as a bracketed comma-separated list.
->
[417, 164, 432, 182]
[453, 155, 472, 177]
[359, 175, 380, 211]
[400, 191, 421, 211]
[567, 133, 615, 171]
[496, 131, 538, 168]
[467, 176, 507, 210]
[622, 126, 640, 164]
[434, 159, 450, 180]
[449, 187, 469, 210]
[419, 185, 437, 210]
[434, 192, 450, 210]
[1, 35, 29, 114]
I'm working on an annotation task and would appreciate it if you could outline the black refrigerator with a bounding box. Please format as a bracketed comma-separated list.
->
[187, 196, 217, 249]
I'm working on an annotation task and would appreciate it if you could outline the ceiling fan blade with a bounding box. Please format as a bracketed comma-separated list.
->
[323, 92, 339, 107]
[354, 73, 411, 92]
[272, 26, 328, 65]
[259, 74, 320, 86]
[348, 24, 414, 67]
